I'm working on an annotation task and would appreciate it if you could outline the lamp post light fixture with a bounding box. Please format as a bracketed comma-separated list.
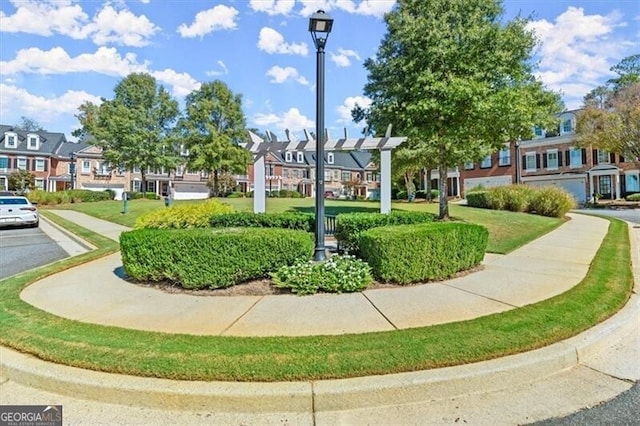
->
[309, 9, 333, 262]
[69, 152, 77, 190]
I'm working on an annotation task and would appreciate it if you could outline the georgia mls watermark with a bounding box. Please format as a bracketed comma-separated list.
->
[0, 405, 62, 426]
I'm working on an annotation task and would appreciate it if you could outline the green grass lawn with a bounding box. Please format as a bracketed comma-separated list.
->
[49, 198, 564, 254]
[0, 215, 632, 382]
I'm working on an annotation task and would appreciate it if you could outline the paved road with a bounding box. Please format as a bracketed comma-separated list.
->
[537, 208, 639, 426]
[0, 226, 68, 280]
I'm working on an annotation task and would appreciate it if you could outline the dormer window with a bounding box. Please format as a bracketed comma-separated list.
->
[533, 126, 545, 138]
[27, 134, 40, 150]
[285, 152, 293, 162]
[327, 153, 334, 164]
[296, 152, 304, 163]
[561, 119, 573, 134]
[4, 132, 17, 148]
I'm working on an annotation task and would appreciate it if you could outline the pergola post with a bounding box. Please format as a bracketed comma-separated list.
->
[253, 155, 266, 213]
[380, 149, 392, 214]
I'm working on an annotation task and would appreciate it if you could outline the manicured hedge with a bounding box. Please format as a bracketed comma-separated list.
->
[466, 184, 575, 218]
[359, 222, 488, 284]
[134, 200, 234, 229]
[625, 193, 640, 201]
[209, 212, 315, 232]
[120, 227, 314, 289]
[335, 211, 437, 255]
[27, 189, 114, 205]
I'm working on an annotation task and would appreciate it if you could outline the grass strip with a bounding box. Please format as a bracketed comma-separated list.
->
[0, 216, 632, 382]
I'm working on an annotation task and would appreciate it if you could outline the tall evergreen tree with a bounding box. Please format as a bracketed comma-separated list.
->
[356, 0, 562, 218]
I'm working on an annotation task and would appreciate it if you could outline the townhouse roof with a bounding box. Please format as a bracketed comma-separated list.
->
[0, 124, 67, 156]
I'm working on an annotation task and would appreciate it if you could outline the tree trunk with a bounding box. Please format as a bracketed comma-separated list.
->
[404, 171, 416, 201]
[213, 169, 219, 197]
[438, 144, 449, 219]
[141, 170, 147, 196]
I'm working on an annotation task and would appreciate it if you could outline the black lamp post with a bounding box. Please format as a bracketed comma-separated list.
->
[69, 152, 76, 190]
[309, 9, 333, 262]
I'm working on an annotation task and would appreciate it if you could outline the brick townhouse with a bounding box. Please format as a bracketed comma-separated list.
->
[458, 111, 640, 204]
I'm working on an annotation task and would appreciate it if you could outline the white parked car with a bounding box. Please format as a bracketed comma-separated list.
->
[0, 196, 39, 228]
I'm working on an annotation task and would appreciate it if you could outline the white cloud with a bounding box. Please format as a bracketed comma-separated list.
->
[266, 66, 309, 85]
[86, 5, 160, 47]
[177, 5, 238, 38]
[206, 60, 229, 77]
[0, 1, 159, 47]
[330, 48, 361, 67]
[298, 0, 395, 17]
[336, 95, 371, 123]
[526, 6, 629, 107]
[253, 107, 314, 130]
[0, 46, 199, 98]
[1, 46, 149, 76]
[0, 0, 88, 38]
[150, 69, 200, 97]
[0, 83, 102, 127]
[257, 27, 308, 55]
[249, 0, 295, 16]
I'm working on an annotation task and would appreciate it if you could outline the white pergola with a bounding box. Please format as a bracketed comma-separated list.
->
[241, 125, 407, 214]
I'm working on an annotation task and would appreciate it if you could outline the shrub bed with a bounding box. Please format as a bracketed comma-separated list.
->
[626, 193, 640, 201]
[210, 212, 314, 232]
[466, 185, 575, 218]
[359, 222, 488, 284]
[120, 227, 314, 289]
[335, 211, 437, 255]
[27, 189, 113, 205]
[271, 254, 373, 295]
[135, 200, 234, 229]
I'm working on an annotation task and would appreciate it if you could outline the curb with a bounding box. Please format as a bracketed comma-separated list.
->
[1, 293, 637, 414]
[40, 214, 96, 252]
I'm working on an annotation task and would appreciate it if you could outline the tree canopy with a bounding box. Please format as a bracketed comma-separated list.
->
[75, 73, 180, 192]
[577, 54, 640, 164]
[354, 0, 562, 218]
[178, 80, 251, 196]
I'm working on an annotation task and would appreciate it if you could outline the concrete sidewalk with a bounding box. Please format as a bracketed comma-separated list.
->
[1, 210, 638, 425]
[22, 212, 608, 337]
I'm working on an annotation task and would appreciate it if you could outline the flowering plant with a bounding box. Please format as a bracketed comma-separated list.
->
[271, 254, 372, 295]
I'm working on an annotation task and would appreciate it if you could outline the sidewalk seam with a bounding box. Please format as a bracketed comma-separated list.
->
[582, 364, 637, 385]
[361, 292, 398, 330]
[218, 296, 265, 335]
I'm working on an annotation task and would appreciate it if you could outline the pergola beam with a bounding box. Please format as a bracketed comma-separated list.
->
[241, 126, 406, 214]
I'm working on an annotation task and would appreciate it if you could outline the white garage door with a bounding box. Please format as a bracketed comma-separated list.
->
[463, 175, 512, 195]
[528, 179, 587, 204]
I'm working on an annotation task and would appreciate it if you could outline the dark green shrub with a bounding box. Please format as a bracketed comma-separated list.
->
[27, 189, 111, 205]
[335, 211, 437, 255]
[465, 190, 490, 208]
[359, 222, 488, 284]
[209, 212, 315, 231]
[120, 227, 314, 289]
[528, 186, 576, 218]
[135, 200, 234, 229]
[396, 190, 407, 200]
[226, 192, 244, 198]
[626, 193, 640, 201]
[125, 191, 144, 200]
[145, 193, 159, 200]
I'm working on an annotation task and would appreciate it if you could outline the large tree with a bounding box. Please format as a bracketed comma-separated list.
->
[75, 73, 180, 193]
[14, 116, 45, 132]
[576, 55, 640, 165]
[355, 0, 562, 218]
[179, 80, 251, 196]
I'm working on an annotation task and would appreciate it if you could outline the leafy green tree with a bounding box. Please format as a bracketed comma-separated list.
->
[355, 0, 562, 218]
[8, 170, 35, 193]
[179, 81, 251, 196]
[75, 73, 180, 194]
[582, 54, 640, 108]
[577, 82, 640, 165]
[14, 117, 45, 132]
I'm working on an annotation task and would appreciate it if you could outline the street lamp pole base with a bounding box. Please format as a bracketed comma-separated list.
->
[313, 247, 327, 262]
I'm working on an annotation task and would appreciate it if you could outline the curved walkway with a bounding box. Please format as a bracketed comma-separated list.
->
[2, 210, 638, 425]
[22, 212, 608, 337]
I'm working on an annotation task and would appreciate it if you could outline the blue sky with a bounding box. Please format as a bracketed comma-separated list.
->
[1, 0, 638, 141]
